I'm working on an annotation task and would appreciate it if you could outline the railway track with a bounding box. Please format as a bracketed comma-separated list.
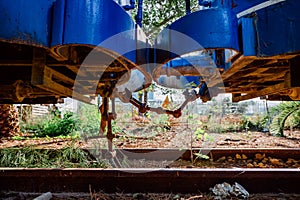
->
[102, 148, 300, 161]
[0, 168, 299, 193]
[0, 148, 299, 197]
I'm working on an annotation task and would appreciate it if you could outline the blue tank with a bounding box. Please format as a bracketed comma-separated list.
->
[0, 0, 55, 47]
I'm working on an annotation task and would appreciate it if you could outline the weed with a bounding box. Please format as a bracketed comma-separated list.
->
[39, 112, 81, 137]
[112, 121, 122, 134]
[21, 112, 81, 138]
[0, 144, 109, 168]
[194, 151, 210, 161]
[78, 103, 101, 137]
[11, 135, 26, 140]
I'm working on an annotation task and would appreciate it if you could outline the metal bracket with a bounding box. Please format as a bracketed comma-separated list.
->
[117, 82, 210, 118]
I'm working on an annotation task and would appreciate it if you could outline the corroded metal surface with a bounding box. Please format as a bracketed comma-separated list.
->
[0, 168, 299, 193]
[87, 148, 300, 161]
[1, 149, 299, 193]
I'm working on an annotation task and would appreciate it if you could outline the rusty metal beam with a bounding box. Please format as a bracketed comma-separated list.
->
[31, 48, 47, 86]
[242, 67, 271, 77]
[41, 76, 93, 103]
[0, 96, 63, 104]
[221, 56, 257, 81]
[0, 80, 33, 102]
[207, 56, 257, 87]
[290, 56, 300, 87]
[226, 72, 286, 91]
[30, 48, 95, 103]
[232, 82, 288, 102]
[33, 68, 94, 103]
[155, 66, 217, 77]
[44, 66, 75, 86]
[0, 59, 32, 66]
[91, 148, 300, 161]
[0, 168, 299, 194]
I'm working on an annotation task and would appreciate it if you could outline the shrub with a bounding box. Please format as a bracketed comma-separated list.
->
[35, 112, 81, 137]
[241, 115, 267, 131]
[78, 103, 101, 137]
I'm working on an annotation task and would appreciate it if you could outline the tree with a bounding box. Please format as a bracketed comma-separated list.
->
[268, 101, 300, 137]
[134, 0, 199, 42]
[0, 105, 20, 137]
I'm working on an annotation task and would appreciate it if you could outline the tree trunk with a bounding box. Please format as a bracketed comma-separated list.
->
[0, 104, 20, 137]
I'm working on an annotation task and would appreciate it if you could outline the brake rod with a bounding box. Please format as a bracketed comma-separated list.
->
[117, 82, 209, 118]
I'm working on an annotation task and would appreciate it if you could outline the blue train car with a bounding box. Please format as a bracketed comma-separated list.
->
[0, 0, 150, 103]
[0, 0, 300, 104]
[153, 0, 300, 102]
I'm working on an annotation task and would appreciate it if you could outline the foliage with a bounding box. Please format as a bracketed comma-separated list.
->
[205, 117, 239, 133]
[186, 114, 212, 163]
[33, 112, 81, 137]
[197, 96, 269, 133]
[241, 115, 267, 131]
[20, 102, 126, 138]
[78, 103, 101, 137]
[194, 151, 210, 160]
[112, 120, 123, 134]
[12, 134, 80, 141]
[134, 0, 199, 42]
[0, 144, 109, 168]
[267, 101, 300, 137]
[205, 97, 250, 116]
[194, 127, 205, 138]
[206, 122, 225, 133]
[11, 135, 27, 140]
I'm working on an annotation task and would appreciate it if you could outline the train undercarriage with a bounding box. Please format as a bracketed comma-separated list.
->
[1, 0, 300, 154]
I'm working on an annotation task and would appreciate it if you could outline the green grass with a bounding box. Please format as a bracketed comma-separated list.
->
[12, 134, 81, 141]
[0, 144, 109, 168]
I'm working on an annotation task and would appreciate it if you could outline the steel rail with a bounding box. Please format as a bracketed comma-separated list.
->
[0, 168, 299, 194]
[87, 148, 300, 160]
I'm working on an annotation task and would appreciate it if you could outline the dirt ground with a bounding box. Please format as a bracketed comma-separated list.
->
[1, 128, 300, 199]
[113, 128, 300, 149]
[0, 128, 299, 149]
